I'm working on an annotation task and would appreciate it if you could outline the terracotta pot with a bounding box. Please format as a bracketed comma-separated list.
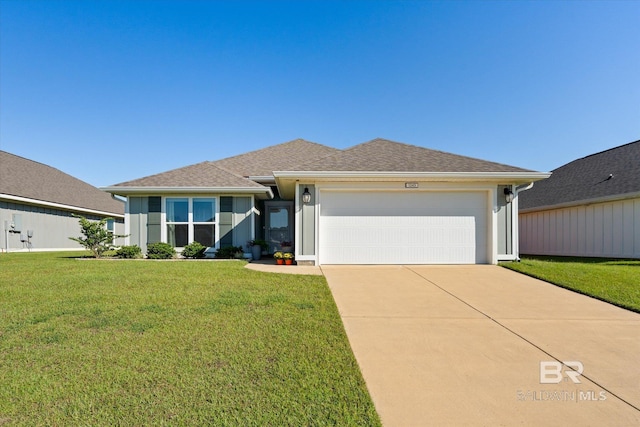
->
[276, 259, 284, 265]
[285, 259, 293, 265]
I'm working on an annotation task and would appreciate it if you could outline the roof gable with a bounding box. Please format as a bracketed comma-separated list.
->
[0, 150, 123, 215]
[213, 138, 340, 177]
[290, 138, 533, 173]
[520, 139, 640, 210]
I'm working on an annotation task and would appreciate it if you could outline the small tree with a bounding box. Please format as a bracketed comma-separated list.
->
[69, 214, 126, 258]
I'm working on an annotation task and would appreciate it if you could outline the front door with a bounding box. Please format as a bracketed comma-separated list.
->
[265, 201, 293, 253]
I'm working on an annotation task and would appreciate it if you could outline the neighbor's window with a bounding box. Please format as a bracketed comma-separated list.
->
[166, 197, 216, 248]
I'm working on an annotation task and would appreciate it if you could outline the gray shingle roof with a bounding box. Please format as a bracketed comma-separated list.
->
[110, 138, 540, 192]
[0, 150, 124, 215]
[290, 138, 534, 172]
[112, 161, 265, 188]
[213, 139, 341, 177]
[519, 139, 640, 210]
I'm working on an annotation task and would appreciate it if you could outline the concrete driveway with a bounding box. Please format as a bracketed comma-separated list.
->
[322, 265, 640, 427]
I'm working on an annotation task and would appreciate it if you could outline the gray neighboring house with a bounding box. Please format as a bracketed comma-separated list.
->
[519, 139, 640, 259]
[0, 150, 125, 252]
[103, 138, 549, 265]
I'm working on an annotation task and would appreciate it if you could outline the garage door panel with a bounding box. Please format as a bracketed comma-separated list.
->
[319, 191, 488, 264]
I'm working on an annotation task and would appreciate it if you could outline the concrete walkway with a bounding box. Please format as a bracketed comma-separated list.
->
[322, 265, 640, 427]
[244, 259, 323, 275]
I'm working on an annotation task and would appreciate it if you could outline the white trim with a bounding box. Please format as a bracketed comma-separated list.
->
[0, 193, 124, 218]
[124, 199, 131, 246]
[102, 186, 273, 198]
[161, 196, 219, 250]
[274, 171, 551, 182]
[487, 186, 499, 264]
[294, 184, 300, 259]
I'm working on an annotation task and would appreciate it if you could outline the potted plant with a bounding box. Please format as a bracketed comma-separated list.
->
[281, 241, 292, 252]
[273, 251, 284, 265]
[283, 252, 294, 265]
[248, 239, 268, 260]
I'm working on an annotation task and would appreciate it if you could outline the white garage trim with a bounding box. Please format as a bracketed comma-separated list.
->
[317, 187, 492, 265]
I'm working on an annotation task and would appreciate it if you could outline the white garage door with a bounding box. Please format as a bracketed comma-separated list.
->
[319, 191, 488, 264]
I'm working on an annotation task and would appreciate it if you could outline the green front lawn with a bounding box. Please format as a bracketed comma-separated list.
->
[0, 252, 380, 426]
[501, 256, 640, 313]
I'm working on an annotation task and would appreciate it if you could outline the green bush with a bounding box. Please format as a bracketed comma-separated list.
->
[116, 245, 142, 259]
[215, 246, 244, 259]
[147, 242, 176, 259]
[68, 214, 127, 258]
[181, 242, 207, 259]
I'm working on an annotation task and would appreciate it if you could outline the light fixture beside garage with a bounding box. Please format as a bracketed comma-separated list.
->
[302, 187, 311, 204]
[504, 187, 515, 203]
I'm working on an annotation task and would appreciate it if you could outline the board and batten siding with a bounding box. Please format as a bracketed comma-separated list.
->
[519, 197, 640, 258]
[1, 200, 124, 251]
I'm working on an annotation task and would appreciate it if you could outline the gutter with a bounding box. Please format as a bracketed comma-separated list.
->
[101, 186, 274, 199]
[515, 182, 535, 195]
[274, 170, 551, 184]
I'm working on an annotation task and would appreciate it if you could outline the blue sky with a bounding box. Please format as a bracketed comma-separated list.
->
[1, 0, 638, 187]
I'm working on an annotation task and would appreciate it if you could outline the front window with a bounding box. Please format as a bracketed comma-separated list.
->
[166, 197, 216, 248]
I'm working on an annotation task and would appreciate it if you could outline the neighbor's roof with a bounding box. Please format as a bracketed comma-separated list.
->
[289, 138, 535, 173]
[519, 139, 640, 210]
[213, 138, 340, 177]
[0, 150, 124, 216]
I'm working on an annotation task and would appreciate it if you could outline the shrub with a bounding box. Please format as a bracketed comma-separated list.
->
[68, 214, 127, 258]
[181, 242, 207, 259]
[248, 239, 269, 251]
[116, 245, 142, 259]
[215, 246, 244, 259]
[147, 242, 176, 259]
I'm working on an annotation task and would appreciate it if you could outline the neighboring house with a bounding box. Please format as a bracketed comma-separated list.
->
[519, 139, 640, 259]
[0, 150, 125, 252]
[103, 138, 549, 265]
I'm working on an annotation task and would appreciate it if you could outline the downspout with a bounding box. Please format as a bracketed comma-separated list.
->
[513, 182, 535, 261]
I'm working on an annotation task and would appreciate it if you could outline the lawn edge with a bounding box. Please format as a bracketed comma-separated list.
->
[499, 262, 640, 315]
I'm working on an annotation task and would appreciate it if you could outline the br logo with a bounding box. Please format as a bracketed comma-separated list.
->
[540, 361, 584, 384]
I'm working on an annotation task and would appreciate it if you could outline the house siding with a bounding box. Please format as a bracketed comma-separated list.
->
[299, 184, 316, 256]
[1, 199, 124, 251]
[496, 185, 513, 256]
[232, 197, 252, 249]
[128, 196, 150, 252]
[519, 197, 640, 258]
[127, 195, 253, 252]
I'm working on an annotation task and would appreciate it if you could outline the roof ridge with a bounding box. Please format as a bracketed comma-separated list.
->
[213, 138, 324, 163]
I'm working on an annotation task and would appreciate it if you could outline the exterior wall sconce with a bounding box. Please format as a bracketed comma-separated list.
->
[302, 187, 311, 204]
[504, 187, 514, 203]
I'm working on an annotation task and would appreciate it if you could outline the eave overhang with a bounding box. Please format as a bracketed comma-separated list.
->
[273, 171, 551, 199]
[101, 186, 274, 200]
[0, 193, 125, 218]
[520, 190, 640, 214]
